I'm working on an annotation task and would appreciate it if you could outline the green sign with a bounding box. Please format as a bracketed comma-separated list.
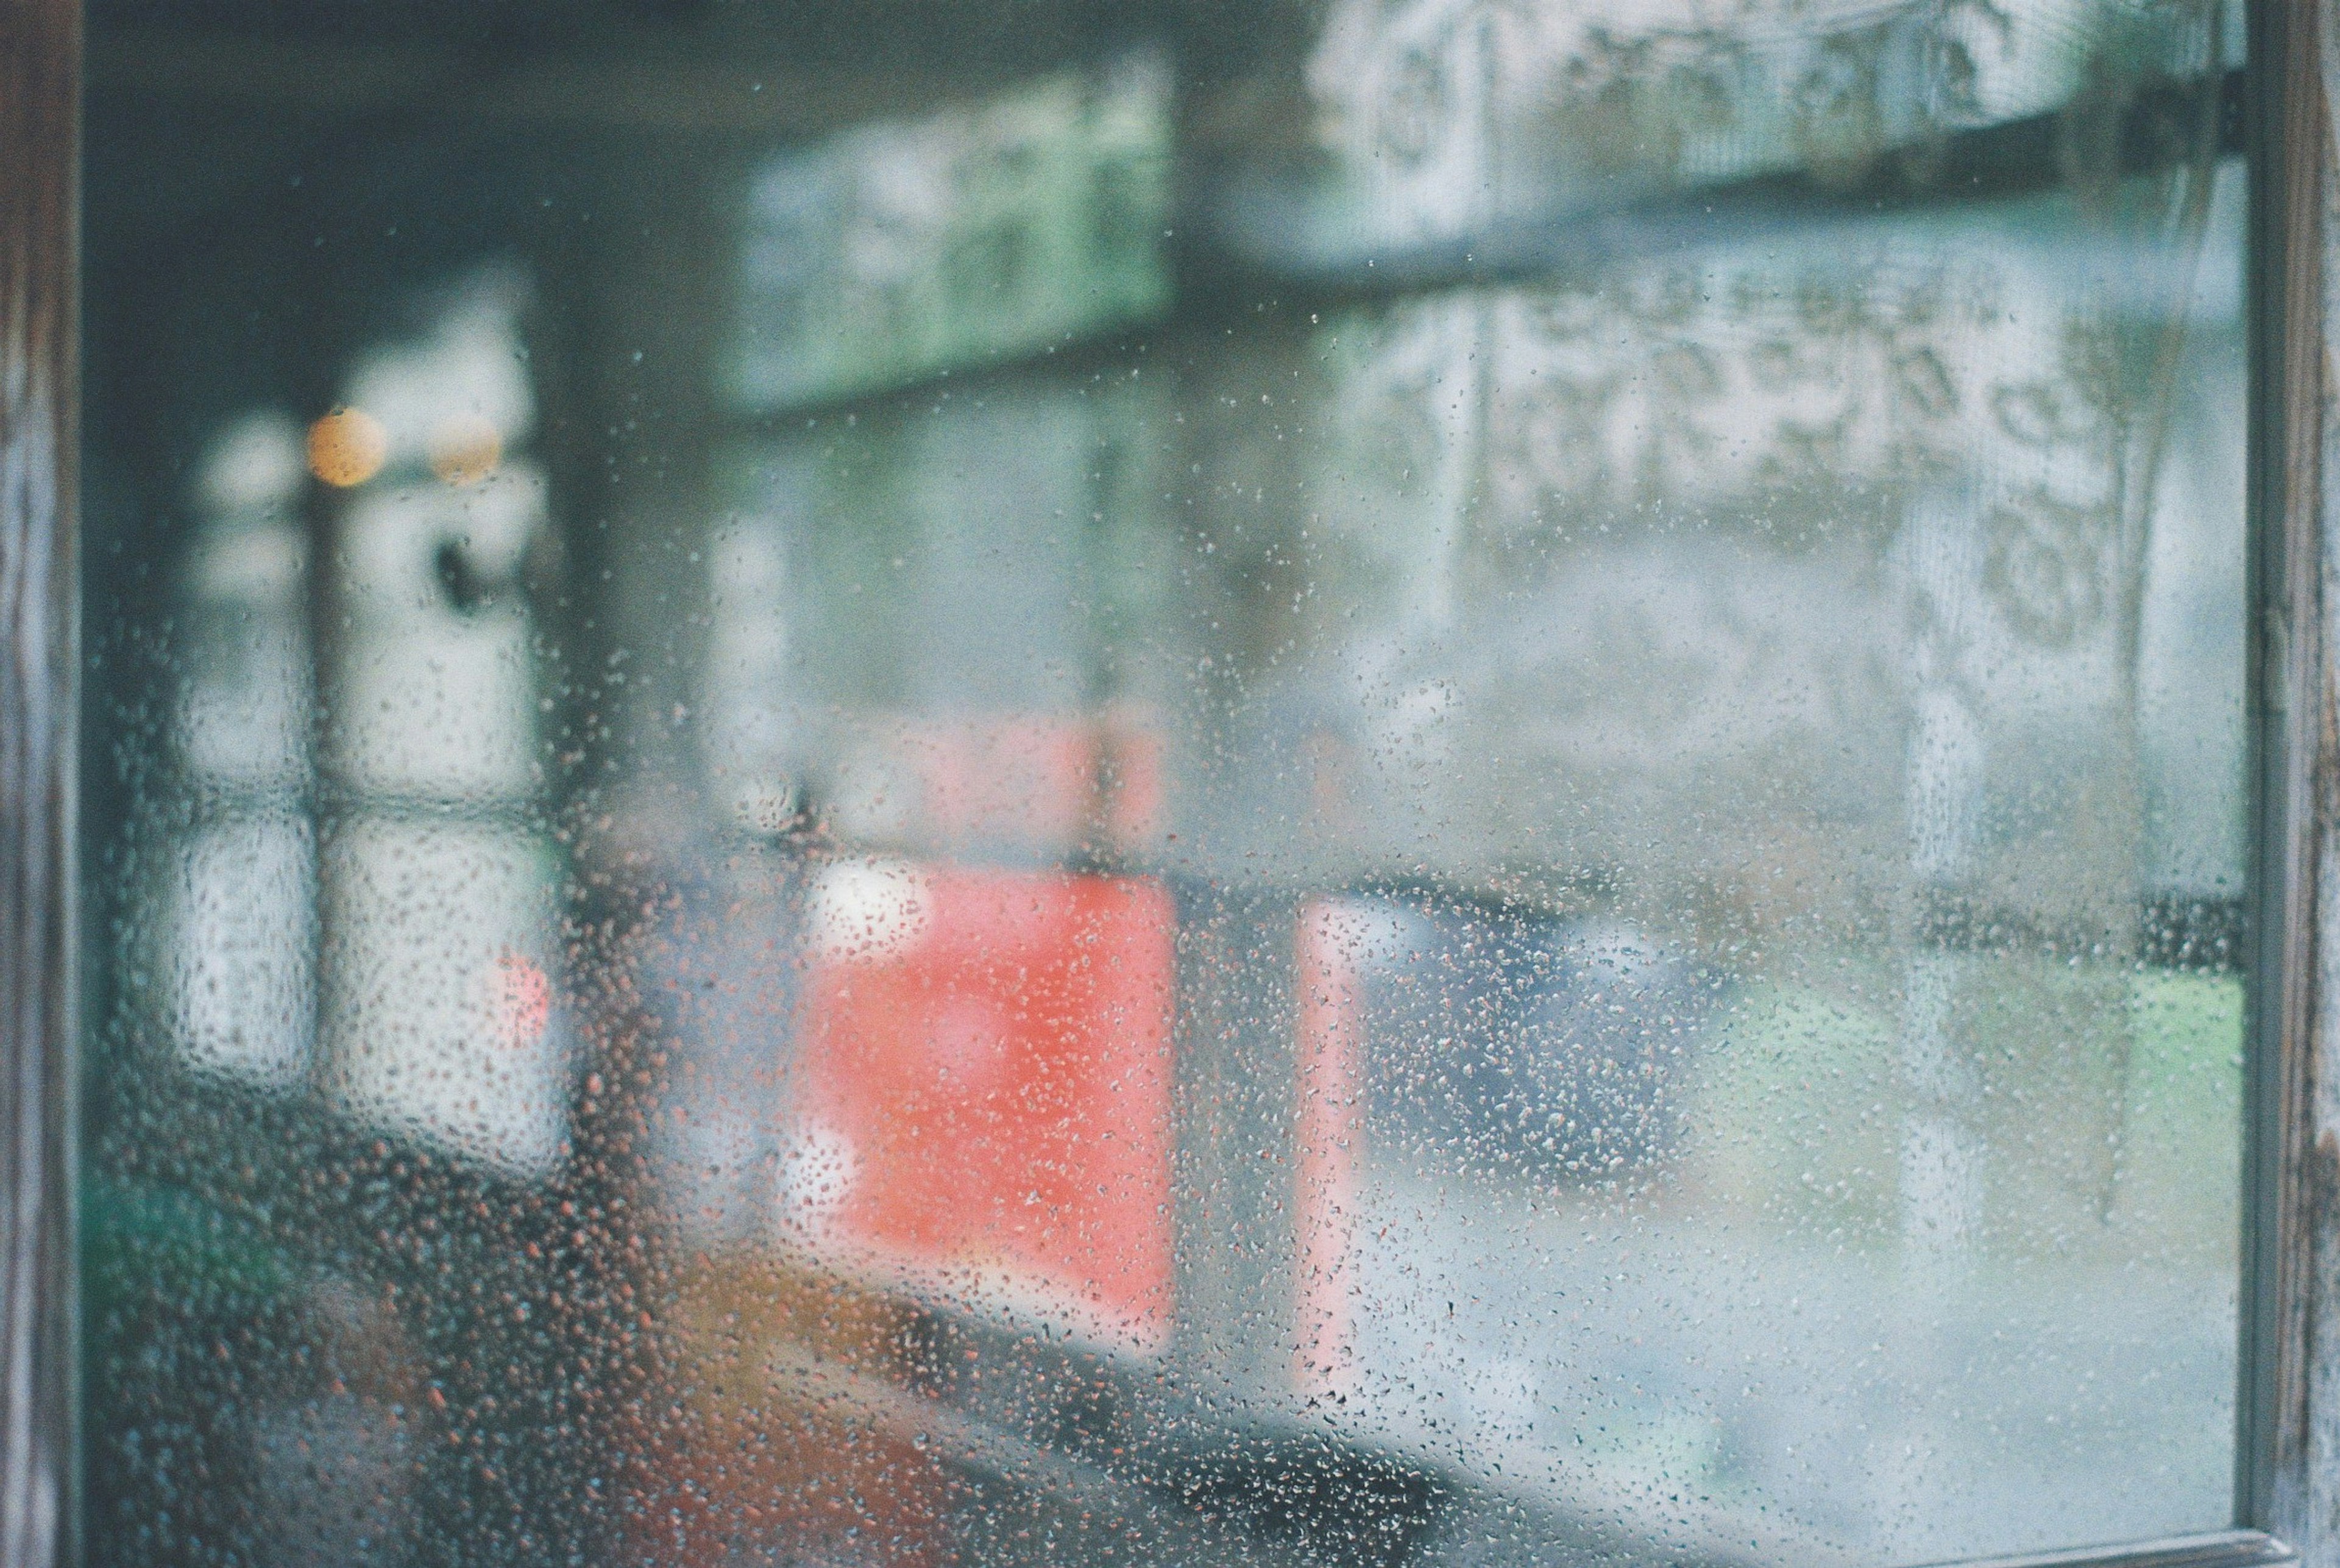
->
[728, 57, 1172, 412]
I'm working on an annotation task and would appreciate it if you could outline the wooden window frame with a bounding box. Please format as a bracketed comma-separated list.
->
[0, 3, 77, 1568]
[2242, 1, 2339, 1563]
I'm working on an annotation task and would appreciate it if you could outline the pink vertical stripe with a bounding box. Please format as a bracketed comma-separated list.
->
[1294, 899, 1364, 1397]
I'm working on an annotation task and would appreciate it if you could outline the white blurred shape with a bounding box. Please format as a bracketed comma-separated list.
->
[177, 520, 311, 788]
[165, 815, 316, 1090]
[329, 465, 544, 799]
[1907, 687, 1986, 882]
[320, 819, 567, 1177]
[702, 514, 801, 826]
[776, 1122, 860, 1238]
[199, 409, 308, 514]
[342, 271, 535, 468]
[809, 857, 934, 963]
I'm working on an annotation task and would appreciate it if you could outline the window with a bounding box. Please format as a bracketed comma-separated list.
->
[69, 2, 2278, 1566]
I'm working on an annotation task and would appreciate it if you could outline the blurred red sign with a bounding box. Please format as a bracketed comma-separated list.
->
[790, 862, 1176, 1347]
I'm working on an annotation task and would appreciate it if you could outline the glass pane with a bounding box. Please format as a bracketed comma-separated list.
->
[84, 2, 2247, 1566]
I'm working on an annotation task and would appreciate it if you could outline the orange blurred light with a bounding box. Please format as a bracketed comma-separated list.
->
[428, 413, 503, 486]
[307, 406, 389, 488]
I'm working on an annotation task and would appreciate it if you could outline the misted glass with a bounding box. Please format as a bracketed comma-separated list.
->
[84, 2, 2247, 1565]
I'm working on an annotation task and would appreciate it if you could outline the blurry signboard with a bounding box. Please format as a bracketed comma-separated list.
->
[728, 57, 1172, 412]
[785, 862, 1177, 1347]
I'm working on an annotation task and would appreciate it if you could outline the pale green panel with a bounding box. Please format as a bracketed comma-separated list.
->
[1684, 980, 1902, 1244]
[2113, 971, 2244, 1263]
[726, 56, 1174, 413]
[1683, 962, 2244, 1272]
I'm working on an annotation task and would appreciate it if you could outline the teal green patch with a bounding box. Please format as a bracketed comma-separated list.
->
[80, 1177, 294, 1331]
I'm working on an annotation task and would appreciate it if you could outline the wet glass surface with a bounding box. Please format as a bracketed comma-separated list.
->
[84, 2, 2247, 1564]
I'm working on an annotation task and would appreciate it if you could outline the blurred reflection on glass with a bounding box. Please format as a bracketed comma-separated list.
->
[302, 271, 569, 1177]
[162, 411, 316, 1089]
[667, 180, 2245, 1566]
[86, 1, 2246, 1566]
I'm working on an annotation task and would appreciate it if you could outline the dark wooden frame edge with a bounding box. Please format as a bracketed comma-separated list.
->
[0, 2, 79, 1567]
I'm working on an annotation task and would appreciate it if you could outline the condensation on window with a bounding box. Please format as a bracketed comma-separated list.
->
[85, 3, 2246, 1567]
